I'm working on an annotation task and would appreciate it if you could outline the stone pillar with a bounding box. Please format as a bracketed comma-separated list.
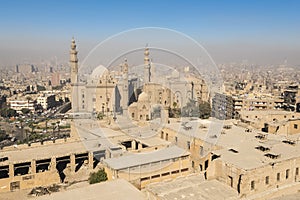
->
[88, 152, 94, 170]
[50, 157, 56, 171]
[70, 154, 76, 173]
[138, 142, 143, 150]
[9, 163, 14, 178]
[161, 106, 169, 125]
[105, 149, 111, 158]
[31, 160, 36, 174]
[132, 140, 136, 150]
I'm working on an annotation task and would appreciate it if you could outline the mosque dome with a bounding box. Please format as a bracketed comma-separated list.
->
[138, 92, 149, 102]
[90, 65, 108, 79]
[129, 102, 138, 108]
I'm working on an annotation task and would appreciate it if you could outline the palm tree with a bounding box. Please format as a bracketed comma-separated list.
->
[45, 119, 49, 134]
[56, 121, 60, 137]
[51, 122, 56, 139]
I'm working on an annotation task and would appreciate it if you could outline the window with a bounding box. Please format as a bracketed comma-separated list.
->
[286, 169, 290, 179]
[265, 176, 269, 185]
[251, 181, 255, 190]
[187, 141, 190, 150]
[294, 124, 298, 129]
[175, 137, 178, 144]
[199, 164, 203, 171]
[165, 133, 168, 141]
[200, 146, 204, 156]
[204, 160, 209, 170]
[229, 176, 233, 187]
[277, 173, 280, 181]
[296, 168, 299, 176]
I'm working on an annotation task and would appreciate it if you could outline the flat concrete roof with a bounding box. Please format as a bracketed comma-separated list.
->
[36, 179, 145, 200]
[146, 174, 238, 200]
[271, 192, 300, 200]
[0, 119, 128, 164]
[104, 146, 189, 170]
[240, 110, 300, 116]
[0, 141, 88, 164]
[165, 118, 300, 170]
[213, 125, 300, 170]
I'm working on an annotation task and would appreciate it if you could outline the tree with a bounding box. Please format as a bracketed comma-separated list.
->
[26, 96, 32, 104]
[0, 108, 17, 118]
[51, 122, 56, 138]
[97, 112, 105, 120]
[88, 169, 108, 184]
[56, 121, 60, 135]
[21, 108, 31, 115]
[173, 102, 177, 109]
[37, 85, 46, 92]
[0, 128, 8, 142]
[28, 122, 36, 134]
[181, 99, 199, 117]
[199, 101, 211, 119]
[45, 119, 49, 134]
[35, 103, 43, 111]
[169, 106, 181, 118]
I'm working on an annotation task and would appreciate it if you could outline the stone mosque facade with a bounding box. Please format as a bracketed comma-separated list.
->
[70, 39, 209, 120]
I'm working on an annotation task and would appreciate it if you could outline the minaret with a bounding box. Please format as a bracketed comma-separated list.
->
[70, 38, 78, 84]
[70, 38, 79, 113]
[144, 46, 151, 83]
[122, 58, 129, 113]
[150, 59, 156, 83]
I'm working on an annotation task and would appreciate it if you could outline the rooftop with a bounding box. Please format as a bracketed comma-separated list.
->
[0, 140, 87, 164]
[240, 110, 300, 116]
[213, 125, 300, 170]
[165, 118, 300, 170]
[37, 179, 145, 200]
[103, 146, 189, 170]
[145, 174, 238, 200]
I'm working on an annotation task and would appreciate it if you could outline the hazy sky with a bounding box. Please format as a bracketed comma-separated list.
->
[0, 0, 299, 66]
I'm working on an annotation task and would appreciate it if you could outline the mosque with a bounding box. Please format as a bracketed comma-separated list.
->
[70, 38, 209, 120]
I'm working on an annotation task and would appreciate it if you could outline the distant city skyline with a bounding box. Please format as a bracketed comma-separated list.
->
[0, 0, 300, 66]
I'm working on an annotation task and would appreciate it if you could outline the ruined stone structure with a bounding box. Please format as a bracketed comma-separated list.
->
[0, 139, 105, 193]
[159, 117, 300, 198]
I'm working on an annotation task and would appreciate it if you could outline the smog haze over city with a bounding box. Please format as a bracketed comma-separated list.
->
[0, 0, 300, 66]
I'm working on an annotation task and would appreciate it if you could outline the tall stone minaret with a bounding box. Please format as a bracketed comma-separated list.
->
[144, 46, 151, 84]
[122, 58, 129, 113]
[70, 38, 78, 84]
[70, 38, 79, 112]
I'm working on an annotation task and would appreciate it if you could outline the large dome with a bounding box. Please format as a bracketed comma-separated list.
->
[90, 65, 108, 79]
[138, 92, 149, 102]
